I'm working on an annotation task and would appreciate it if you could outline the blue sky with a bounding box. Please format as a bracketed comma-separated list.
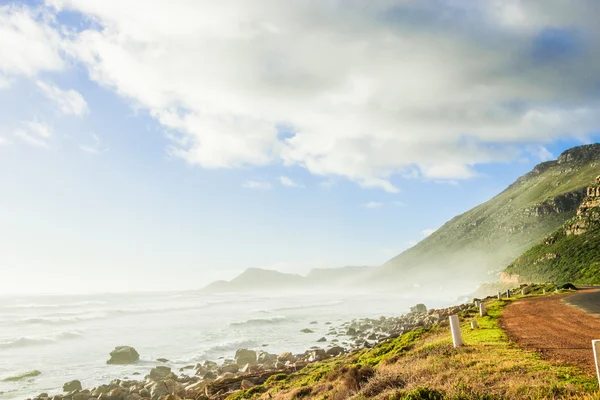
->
[1, 1, 600, 294]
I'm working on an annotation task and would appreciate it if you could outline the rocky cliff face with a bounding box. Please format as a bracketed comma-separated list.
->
[504, 174, 600, 284]
[565, 176, 600, 236]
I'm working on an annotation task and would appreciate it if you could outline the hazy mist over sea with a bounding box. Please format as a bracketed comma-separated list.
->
[0, 289, 460, 399]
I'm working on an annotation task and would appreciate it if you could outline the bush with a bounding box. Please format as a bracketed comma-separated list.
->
[360, 368, 406, 397]
[342, 365, 375, 392]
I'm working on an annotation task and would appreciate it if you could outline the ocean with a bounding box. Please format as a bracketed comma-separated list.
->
[0, 289, 459, 399]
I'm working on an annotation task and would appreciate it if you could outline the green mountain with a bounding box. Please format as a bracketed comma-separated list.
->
[503, 176, 600, 284]
[374, 144, 600, 289]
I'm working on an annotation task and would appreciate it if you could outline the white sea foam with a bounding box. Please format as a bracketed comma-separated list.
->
[0, 330, 84, 349]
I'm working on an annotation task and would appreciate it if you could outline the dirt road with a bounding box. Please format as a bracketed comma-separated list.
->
[501, 290, 600, 375]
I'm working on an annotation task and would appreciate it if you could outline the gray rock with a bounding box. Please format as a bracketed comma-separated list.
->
[316, 337, 327, 342]
[156, 358, 169, 363]
[63, 380, 82, 392]
[150, 379, 181, 398]
[277, 352, 296, 363]
[234, 349, 257, 365]
[106, 346, 139, 365]
[300, 328, 314, 333]
[326, 346, 345, 357]
[149, 366, 171, 381]
[410, 304, 427, 313]
[218, 363, 239, 374]
[203, 371, 217, 380]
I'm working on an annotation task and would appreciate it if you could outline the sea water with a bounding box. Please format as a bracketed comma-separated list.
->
[0, 290, 456, 399]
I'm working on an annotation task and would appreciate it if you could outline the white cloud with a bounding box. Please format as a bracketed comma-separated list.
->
[13, 120, 52, 147]
[80, 133, 105, 154]
[0, 5, 63, 82]
[421, 228, 436, 237]
[37, 80, 88, 116]
[22, 1, 600, 189]
[242, 180, 272, 190]
[0, 137, 8, 146]
[363, 201, 383, 209]
[528, 145, 554, 162]
[279, 175, 304, 188]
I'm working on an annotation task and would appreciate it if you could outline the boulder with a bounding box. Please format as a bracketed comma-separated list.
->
[410, 304, 427, 313]
[150, 379, 181, 398]
[203, 371, 217, 380]
[277, 352, 296, 363]
[316, 337, 327, 342]
[149, 366, 171, 381]
[106, 346, 139, 365]
[257, 351, 276, 364]
[63, 380, 83, 392]
[306, 349, 328, 362]
[218, 363, 239, 374]
[156, 358, 169, 363]
[326, 346, 345, 357]
[234, 349, 257, 365]
[300, 328, 314, 333]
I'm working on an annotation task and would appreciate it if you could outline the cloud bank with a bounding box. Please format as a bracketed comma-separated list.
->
[4, 1, 600, 190]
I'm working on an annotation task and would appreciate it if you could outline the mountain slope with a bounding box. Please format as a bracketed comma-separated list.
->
[202, 266, 372, 292]
[504, 176, 600, 283]
[375, 144, 600, 287]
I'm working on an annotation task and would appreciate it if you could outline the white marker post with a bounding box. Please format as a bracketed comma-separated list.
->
[449, 315, 462, 348]
[479, 302, 487, 317]
[593, 340, 600, 387]
[470, 320, 479, 329]
[497, 292, 501, 300]
[543, 289, 546, 295]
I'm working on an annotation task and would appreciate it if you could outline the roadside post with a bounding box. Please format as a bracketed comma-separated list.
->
[470, 320, 479, 329]
[497, 292, 502, 300]
[479, 302, 487, 317]
[449, 315, 462, 347]
[592, 340, 600, 387]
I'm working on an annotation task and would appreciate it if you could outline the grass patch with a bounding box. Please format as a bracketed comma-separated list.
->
[228, 297, 600, 400]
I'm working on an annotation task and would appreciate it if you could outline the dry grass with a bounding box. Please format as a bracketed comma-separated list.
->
[231, 300, 600, 400]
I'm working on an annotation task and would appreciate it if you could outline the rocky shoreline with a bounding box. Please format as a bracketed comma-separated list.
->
[19, 302, 475, 400]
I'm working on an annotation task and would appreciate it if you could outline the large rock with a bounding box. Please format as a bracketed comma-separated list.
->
[277, 352, 296, 363]
[106, 346, 140, 364]
[149, 366, 171, 381]
[150, 379, 182, 398]
[410, 304, 427, 314]
[234, 349, 257, 365]
[63, 380, 82, 392]
[326, 346, 345, 357]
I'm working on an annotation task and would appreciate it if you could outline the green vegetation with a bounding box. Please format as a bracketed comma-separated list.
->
[377, 144, 600, 285]
[227, 296, 598, 400]
[505, 225, 600, 283]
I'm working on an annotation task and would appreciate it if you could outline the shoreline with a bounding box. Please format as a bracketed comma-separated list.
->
[14, 301, 477, 400]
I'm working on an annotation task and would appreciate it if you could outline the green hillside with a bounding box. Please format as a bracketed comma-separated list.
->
[504, 175, 600, 284]
[504, 226, 600, 284]
[375, 144, 600, 288]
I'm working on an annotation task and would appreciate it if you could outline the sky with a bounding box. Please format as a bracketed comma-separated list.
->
[1, 0, 600, 294]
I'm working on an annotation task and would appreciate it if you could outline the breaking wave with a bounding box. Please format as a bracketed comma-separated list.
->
[192, 339, 261, 361]
[230, 316, 287, 327]
[0, 330, 84, 349]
